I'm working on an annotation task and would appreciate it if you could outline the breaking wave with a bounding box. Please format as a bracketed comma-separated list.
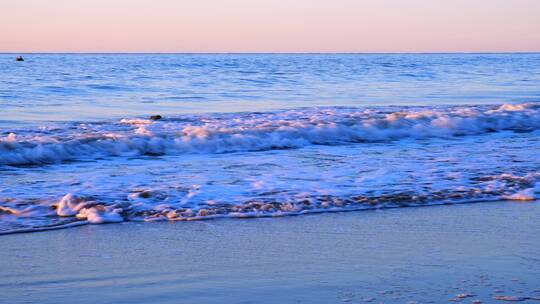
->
[1, 103, 540, 166]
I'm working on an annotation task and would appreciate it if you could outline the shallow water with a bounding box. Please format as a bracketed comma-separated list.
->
[2, 201, 539, 303]
[1, 54, 540, 233]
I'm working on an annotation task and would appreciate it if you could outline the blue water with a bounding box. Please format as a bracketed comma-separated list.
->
[1, 53, 540, 233]
[2, 53, 540, 123]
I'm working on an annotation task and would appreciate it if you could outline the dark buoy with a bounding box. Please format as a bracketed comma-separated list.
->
[16, 56, 24, 62]
[149, 115, 162, 121]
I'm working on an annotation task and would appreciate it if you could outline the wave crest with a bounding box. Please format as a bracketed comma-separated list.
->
[1, 103, 539, 166]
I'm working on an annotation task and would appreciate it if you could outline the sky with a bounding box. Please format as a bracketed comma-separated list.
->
[1, 0, 540, 53]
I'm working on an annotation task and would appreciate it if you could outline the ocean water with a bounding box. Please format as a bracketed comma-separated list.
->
[1, 53, 540, 234]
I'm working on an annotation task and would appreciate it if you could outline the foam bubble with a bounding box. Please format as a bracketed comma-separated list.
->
[56, 194, 87, 217]
[77, 207, 124, 224]
[120, 118, 153, 125]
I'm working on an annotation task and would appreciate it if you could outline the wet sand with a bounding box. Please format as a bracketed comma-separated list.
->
[1, 201, 539, 304]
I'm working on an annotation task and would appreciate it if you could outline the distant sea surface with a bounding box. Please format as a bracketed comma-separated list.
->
[1, 53, 540, 233]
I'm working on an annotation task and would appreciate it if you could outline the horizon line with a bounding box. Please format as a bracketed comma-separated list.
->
[2, 51, 540, 55]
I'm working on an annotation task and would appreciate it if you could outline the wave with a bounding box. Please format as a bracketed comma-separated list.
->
[1, 103, 540, 166]
[1, 172, 538, 235]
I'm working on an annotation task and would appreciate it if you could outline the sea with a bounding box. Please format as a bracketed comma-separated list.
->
[1, 53, 539, 234]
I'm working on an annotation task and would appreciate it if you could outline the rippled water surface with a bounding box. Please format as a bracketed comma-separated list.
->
[1, 53, 540, 233]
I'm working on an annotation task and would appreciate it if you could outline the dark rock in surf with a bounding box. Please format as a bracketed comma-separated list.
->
[149, 115, 162, 121]
[16, 56, 24, 62]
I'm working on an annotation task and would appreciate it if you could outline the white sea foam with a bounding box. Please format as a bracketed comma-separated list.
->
[1, 103, 540, 234]
[76, 206, 124, 224]
[1, 168, 539, 234]
[504, 182, 540, 201]
[120, 118, 153, 125]
[56, 193, 86, 216]
[1, 103, 539, 166]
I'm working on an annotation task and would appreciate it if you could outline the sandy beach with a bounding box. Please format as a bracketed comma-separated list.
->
[2, 200, 539, 304]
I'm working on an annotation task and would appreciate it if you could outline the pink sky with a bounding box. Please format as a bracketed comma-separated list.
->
[1, 0, 540, 52]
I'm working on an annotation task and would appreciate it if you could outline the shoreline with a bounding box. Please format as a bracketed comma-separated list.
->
[0, 197, 524, 236]
[2, 200, 540, 303]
